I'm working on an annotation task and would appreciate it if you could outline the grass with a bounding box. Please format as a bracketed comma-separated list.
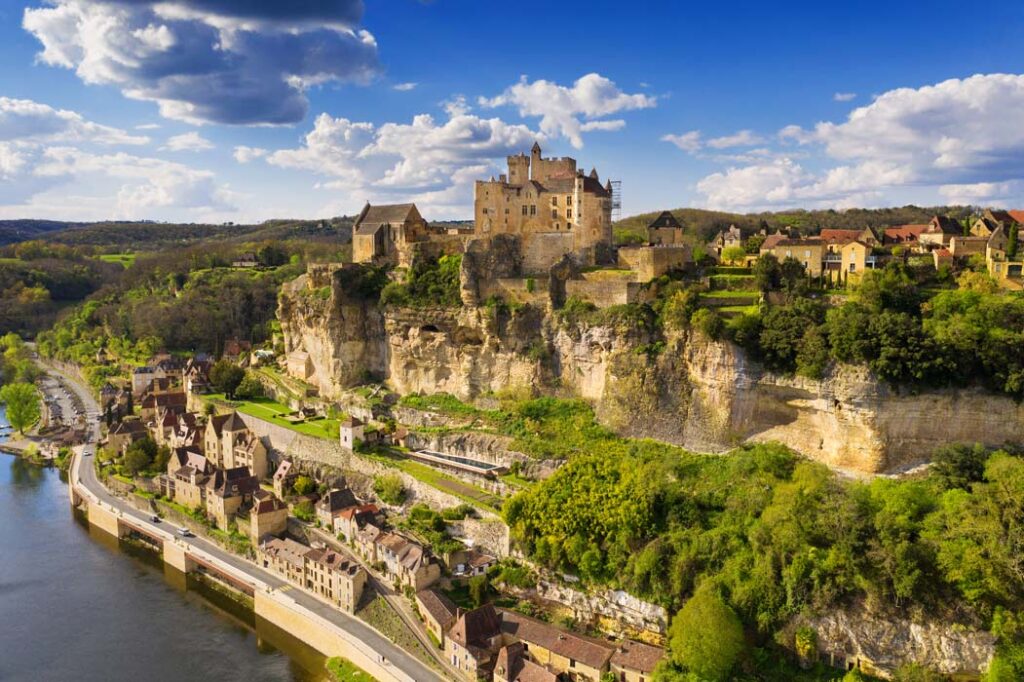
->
[499, 471, 536, 490]
[717, 305, 760, 315]
[362, 448, 503, 512]
[355, 596, 435, 668]
[700, 290, 760, 299]
[203, 394, 340, 440]
[97, 253, 137, 267]
[325, 657, 376, 682]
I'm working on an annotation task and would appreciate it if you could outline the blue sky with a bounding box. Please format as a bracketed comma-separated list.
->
[1, 0, 1023, 222]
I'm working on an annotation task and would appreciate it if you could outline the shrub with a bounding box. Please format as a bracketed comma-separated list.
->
[293, 500, 315, 522]
[292, 475, 315, 496]
[374, 473, 406, 505]
[667, 586, 744, 681]
[690, 308, 724, 340]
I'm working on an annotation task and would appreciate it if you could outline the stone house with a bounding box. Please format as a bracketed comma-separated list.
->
[352, 202, 431, 265]
[985, 225, 1024, 289]
[204, 412, 260, 471]
[450, 548, 498, 578]
[919, 215, 964, 248]
[499, 610, 614, 682]
[493, 642, 558, 682]
[335, 503, 382, 542]
[339, 416, 364, 451]
[474, 142, 614, 273]
[303, 547, 367, 613]
[820, 228, 879, 249]
[354, 522, 382, 562]
[415, 588, 458, 648]
[882, 224, 930, 247]
[259, 538, 367, 613]
[205, 466, 260, 531]
[170, 454, 214, 511]
[315, 488, 359, 529]
[272, 460, 295, 498]
[227, 430, 268, 480]
[107, 418, 147, 454]
[375, 531, 441, 591]
[971, 209, 1024, 239]
[768, 238, 825, 277]
[286, 350, 314, 381]
[708, 225, 743, 259]
[610, 640, 664, 682]
[140, 391, 187, 422]
[646, 210, 685, 246]
[248, 489, 289, 544]
[131, 366, 156, 398]
[447, 604, 503, 680]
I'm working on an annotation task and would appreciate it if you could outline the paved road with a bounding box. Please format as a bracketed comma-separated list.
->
[51, 364, 445, 682]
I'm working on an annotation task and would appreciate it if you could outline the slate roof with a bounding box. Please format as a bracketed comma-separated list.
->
[450, 604, 502, 650]
[648, 210, 682, 230]
[416, 588, 458, 628]
[499, 610, 614, 670]
[611, 640, 665, 674]
[354, 203, 418, 236]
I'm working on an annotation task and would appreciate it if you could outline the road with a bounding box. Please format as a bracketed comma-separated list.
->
[49, 363, 445, 682]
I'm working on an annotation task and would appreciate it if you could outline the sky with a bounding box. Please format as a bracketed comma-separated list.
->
[1, 0, 1024, 223]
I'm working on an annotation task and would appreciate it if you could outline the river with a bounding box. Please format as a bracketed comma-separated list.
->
[0, 407, 333, 682]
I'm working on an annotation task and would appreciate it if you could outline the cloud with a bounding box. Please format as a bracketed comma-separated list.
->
[22, 0, 380, 125]
[706, 129, 764, 149]
[135, 123, 160, 130]
[233, 145, 268, 163]
[662, 131, 702, 153]
[265, 109, 538, 217]
[694, 73, 1024, 210]
[393, 82, 417, 92]
[162, 131, 214, 152]
[479, 73, 655, 148]
[833, 92, 857, 102]
[0, 96, 147, 145]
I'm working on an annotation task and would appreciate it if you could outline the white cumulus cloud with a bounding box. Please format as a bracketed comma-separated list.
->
[479, 73, 655, 148]
[833, 92, 857, 102]
[0, 96, 148, 145]
[162, 131, 214, 152]
[233, 145, 268, 163]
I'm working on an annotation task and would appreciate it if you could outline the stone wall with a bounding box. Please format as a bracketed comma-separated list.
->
[521, 232, 578, 274]
[617, 244, 691, 281]
[564, 276, 647, 308]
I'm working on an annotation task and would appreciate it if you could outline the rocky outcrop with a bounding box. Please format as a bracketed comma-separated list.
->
[791, 604, 995, 678]
[279, 268, 1024, 475]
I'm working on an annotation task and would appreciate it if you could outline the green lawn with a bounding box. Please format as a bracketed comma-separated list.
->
[700, 290, 760, 299]
[97, 253, 137, 267]
[363, 449, 503, 512]
[325, 657, 375, 682]
[718, 305, 760, 315]
[203, 394, 340, 440]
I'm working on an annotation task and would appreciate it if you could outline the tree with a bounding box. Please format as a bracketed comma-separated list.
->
[292, 475, 315, 496]
[294, 499, 315, 522]
[721, 245, 747, 265]
[210, 360, 245, 399]
[122, 437, 157, 476]
[468, 574, 490, 607]
[667, 586, 745, 681]
[235, 372, 265, 399]
[753, 254, 781, 292]
[0, 382, 40, 434]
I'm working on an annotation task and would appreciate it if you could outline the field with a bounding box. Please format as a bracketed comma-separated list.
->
[325, 657, 375, 682]
[96, 253, 137, 267]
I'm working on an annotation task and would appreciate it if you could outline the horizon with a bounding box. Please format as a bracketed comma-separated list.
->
[2, 1, 1024, 224]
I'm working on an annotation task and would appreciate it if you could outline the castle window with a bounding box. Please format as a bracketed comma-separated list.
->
[551, 209, 558, 219]
[551, 197, 558, 206]
[566, 209, 571, 219]
[530, 205, 537, 216]
[567, 195, 572, 205]
[522, 205, 528, 216]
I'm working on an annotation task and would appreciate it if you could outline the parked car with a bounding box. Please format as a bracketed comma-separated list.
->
[176, 527, 193, 537]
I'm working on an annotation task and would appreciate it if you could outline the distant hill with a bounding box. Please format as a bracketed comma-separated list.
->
[613, 205, 976, 243]
[0, 219, 80, 245]
[39, 218, 354, 249]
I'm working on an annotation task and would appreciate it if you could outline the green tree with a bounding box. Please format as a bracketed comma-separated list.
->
[210, 360, 245, 399]
[721, 245, 747, 265]
[468, 574, 490, 607]
[753, 253, 781, 292]
[294, 499, 315, 522]
[292, 475, 315, 496]
[122, 437, 157, 475]
[235, 372, 265, 399]
[667, 586, 745, 681]
[0, 382, 40, 434]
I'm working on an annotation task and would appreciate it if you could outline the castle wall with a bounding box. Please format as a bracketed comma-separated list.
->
[618, 245, 691, 281]
[521, 232, 579, 273]
[565, 277, 647, 308]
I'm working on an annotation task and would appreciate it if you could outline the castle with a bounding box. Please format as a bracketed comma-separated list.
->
[474, 142, 614, 271]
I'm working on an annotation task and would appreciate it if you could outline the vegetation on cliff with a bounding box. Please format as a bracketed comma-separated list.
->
[502, 425, 1024, 679]
[379, 254, 462, 308]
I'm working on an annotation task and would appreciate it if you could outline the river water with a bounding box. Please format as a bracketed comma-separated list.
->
[0, 408, 332, 682]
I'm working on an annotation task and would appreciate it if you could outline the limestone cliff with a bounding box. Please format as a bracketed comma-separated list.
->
[278, 267, 1024, 475]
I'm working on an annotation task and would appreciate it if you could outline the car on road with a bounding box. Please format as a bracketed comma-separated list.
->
[150, 515, 161, 523]
[177, 528, 193, 537]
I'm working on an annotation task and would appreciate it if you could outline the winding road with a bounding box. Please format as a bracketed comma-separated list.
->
[49, 363, 445, 682]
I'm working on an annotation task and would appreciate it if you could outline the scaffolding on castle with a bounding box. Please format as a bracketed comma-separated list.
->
[609, 180, 622, 222]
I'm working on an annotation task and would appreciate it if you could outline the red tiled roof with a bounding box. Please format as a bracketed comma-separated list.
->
[884, 224, 929, 243]
[819, 229, 864, 245]
[1009, 210, 1024, 225]
[499, 610, 613, 670]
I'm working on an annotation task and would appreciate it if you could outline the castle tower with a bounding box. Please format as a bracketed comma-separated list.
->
[507, 153, 529, 185]
[530, 141, 542, 180]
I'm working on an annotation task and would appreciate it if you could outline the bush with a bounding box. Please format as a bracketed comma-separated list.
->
[235, 372, 265, 399]
[374, 473, 406, 505]
[292, 475, 315, 496]
[690, 308, 724, 340]
[294, 500, 315, 522]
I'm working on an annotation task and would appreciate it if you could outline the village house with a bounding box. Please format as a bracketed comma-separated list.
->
[259, 537, 367, 613]
[285, 350, 315, 381]
[474, 142, 614, 272]
[303, 547, 367, 613]
[416, 588, 458, 648]
[985, 225, 1024, 289]
[375, 531, 441, 591]
[645, 211, 685, 246]
[616, 211, 692, 281]
[222, 339, 252, 363]
[227, 429, 268, 480]
[131, 366, 156, 398]
[882, 224, 930, 248]
[339, 416, 364, 451]
[204, 411, 264, 474]
[949, 235, 989, 258]
[499, 610, 614, 682]
[493, 642, 559, 682]
[315, 488, 359, 529]
[247, 489, 289, 544]
[140, 390, 187, 422]
[354, 522, 383, 562]
[107, 418, 147, 454]
[205, 466, 260, 531]
[708, 225, 743, 260]
[335, 503, 382, 542]
[169, 452, 214, 510]
[918, 215, 964, 248]
[766, 237, 825, 276]
[610, 640, 664, 682]
[451, 547, 498, 578]
[971, 209, 1024, 238]
[447, 604, 503, 680]
[232, 253, 258, 268]
[819, 228, 879, 249]
[272, 459, 295, 498]
[352, 202, 433, 266]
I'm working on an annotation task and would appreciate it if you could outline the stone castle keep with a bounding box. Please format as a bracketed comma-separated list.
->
[351, 142, 615, 274]
[474, 142, 614, 271]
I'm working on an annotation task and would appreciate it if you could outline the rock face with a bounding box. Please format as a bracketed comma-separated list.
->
[793, 605, 996, 678]
[279, 269, 1024, 475]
